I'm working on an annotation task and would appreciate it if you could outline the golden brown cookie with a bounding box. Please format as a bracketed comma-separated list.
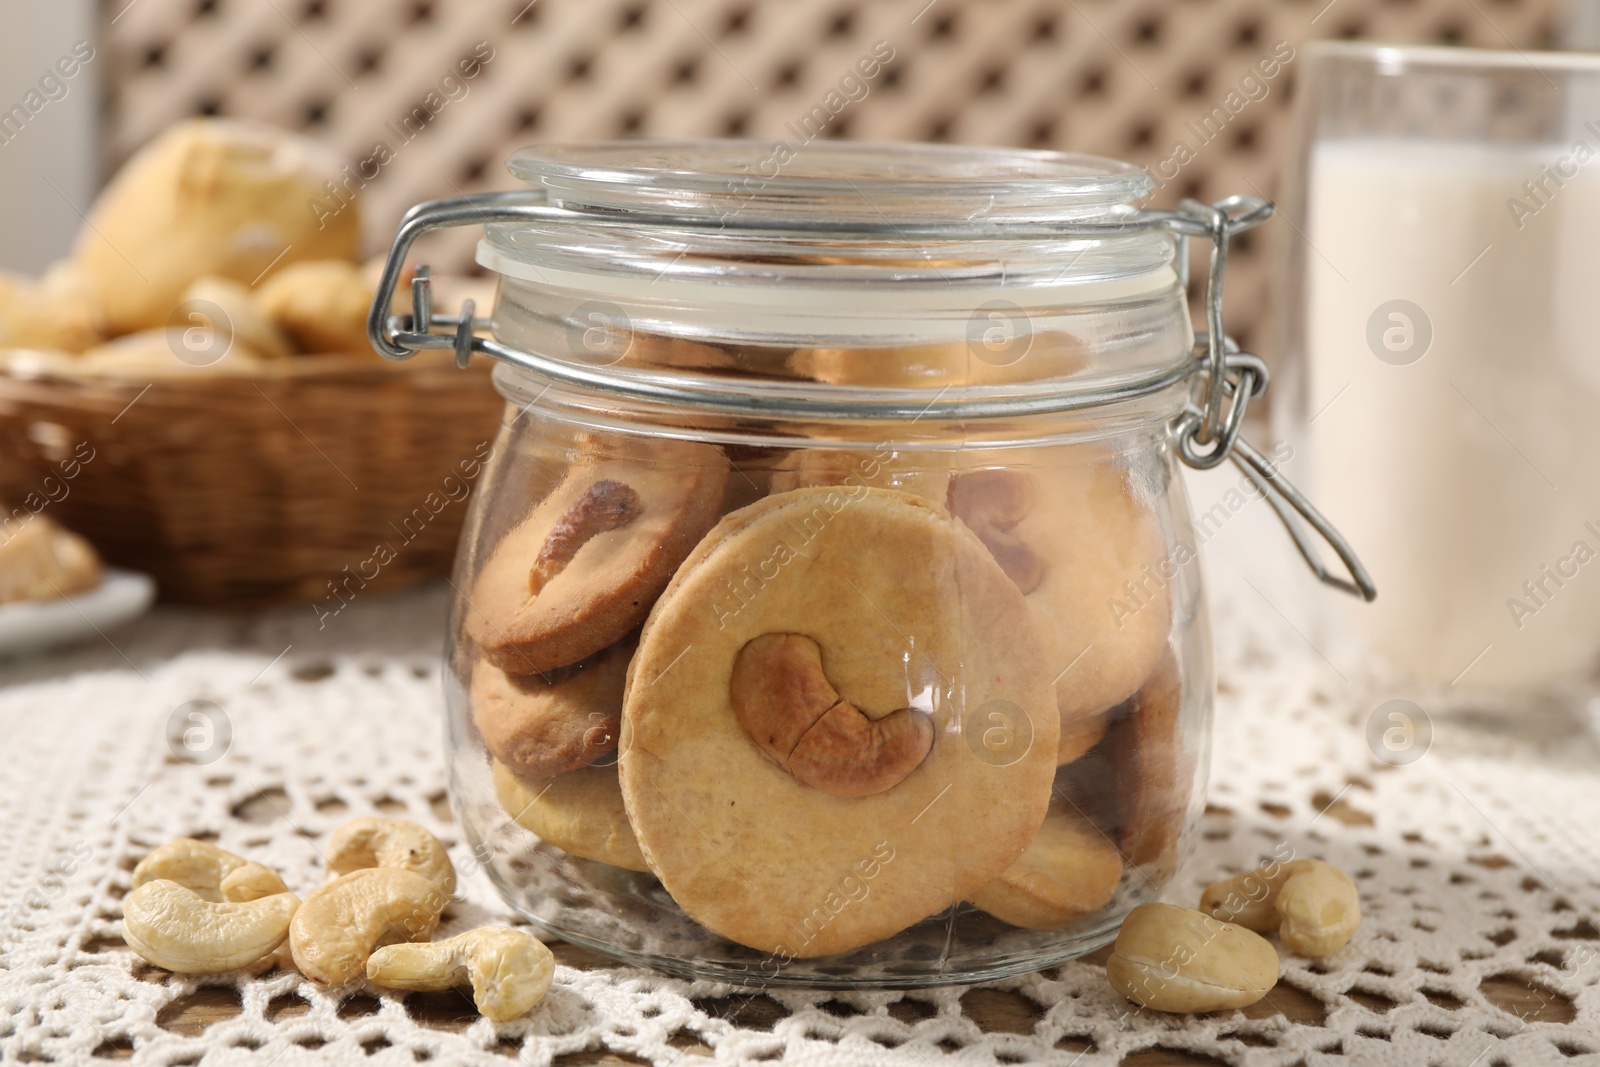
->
[466, 444, 730, 674]
[71, 119, 360, 334]
[948, 450, 1171, 749]
[790, 332, 1086, 389]
[768, 447, 952, 507]
[619, 486, 1059, 958]
[492, 760, 649, 873]
[1105, 652, 1191, 870]
[1057, 710, 1111, 766]
[470, 638, 632, 780]
[968, 807, 1123, 929]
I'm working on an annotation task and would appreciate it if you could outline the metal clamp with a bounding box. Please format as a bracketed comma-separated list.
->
[366, 191, 1375, 602]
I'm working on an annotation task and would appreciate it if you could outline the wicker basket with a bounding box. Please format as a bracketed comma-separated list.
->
[0, 353, 505, 609]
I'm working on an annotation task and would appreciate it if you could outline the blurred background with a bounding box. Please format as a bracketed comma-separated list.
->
[2, 0, 1573, 355]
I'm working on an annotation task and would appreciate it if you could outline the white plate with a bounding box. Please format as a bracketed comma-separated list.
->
[0, 569, 157, 658]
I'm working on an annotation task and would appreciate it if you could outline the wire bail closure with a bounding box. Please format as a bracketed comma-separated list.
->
[366, 191, 1375, 602]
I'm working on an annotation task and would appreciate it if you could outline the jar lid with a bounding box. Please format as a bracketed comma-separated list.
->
[481, 141, 1174, 316]
[507, 140, 1155, 225]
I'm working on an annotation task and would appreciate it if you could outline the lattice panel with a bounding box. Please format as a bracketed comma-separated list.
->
[102, 0, 1564, 354]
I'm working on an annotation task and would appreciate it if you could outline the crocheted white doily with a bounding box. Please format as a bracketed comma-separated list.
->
[1, 464, 1597, 1066]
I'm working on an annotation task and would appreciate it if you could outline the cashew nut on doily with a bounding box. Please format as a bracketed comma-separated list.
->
[131, 838, 289, 903]
[1201, 858, 1361, 957]
[122, 880, 301, 974]
[325, 817, 457, 895]
[366, 926, 555, 1021]
[289, 867, 446, 985]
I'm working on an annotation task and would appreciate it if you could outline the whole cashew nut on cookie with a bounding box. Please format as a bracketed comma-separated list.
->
[366, 926, 555, 1021]
[730, 633, 934, 797]
[531, 479, 643, 593]
[948, 469, 1044, 594]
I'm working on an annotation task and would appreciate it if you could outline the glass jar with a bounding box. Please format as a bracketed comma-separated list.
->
[370, 141, 1371, 987]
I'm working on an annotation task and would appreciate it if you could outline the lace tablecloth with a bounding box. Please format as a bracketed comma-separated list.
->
[2, 465, 1597, 1066]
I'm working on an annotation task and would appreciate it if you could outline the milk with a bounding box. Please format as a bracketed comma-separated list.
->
[1305, 138, 1600, 691]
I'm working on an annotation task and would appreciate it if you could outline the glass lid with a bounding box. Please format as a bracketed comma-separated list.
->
[506, 140, 1155, 224]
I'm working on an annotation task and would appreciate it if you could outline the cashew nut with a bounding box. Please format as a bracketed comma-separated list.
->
[1277, 862, 1361, 957]
[366, 926, 555, 1021]
[532, 479, 643, 594]
[1200, 858, 1360, 957]
[132, 839, 289, 903]
[948, 469, 1043, 593]
[1106, 902, 1279, 1013]
[289, 867, 446, 985]
[326, 817, 457, 895]
[730, 632, 933, 797]
[122, 879, 300, 974]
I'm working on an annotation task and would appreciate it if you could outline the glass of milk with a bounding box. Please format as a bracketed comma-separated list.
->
[1281, 41, 1600, 733]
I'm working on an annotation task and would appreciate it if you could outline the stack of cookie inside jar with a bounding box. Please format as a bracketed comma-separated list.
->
[435, 142, 1211, 986]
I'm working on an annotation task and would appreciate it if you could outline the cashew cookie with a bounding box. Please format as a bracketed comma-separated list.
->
[471, 638, 633, 780]
[947, 449, 1171, 755]
[466, 444, 730, 674]
[1105, 653, 1192, 869]
[492, 760, 649, 873]
[768, 447, 953, 508]
[620, 486, 1058, 958]
[1057, 653, 1192, 872]
[968, 807, 1123, 929]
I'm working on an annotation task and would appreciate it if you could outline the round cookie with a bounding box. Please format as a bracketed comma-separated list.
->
[1105, 652, 1192, 870]
[1057, 710, 1111, 766]
[948, 449, 1171, 747]
[619, 486, 1059, 958]
[790, 332, 1086, 389]
[968, 808, 1124, 929]
[466, 443, 730, 674]
[768, 447, 952, 507]
[492, 761, 649, 873]
[470, 638, 633, 780]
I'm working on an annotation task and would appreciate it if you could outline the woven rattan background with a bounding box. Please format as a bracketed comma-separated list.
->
[103, 0, 1563, 351]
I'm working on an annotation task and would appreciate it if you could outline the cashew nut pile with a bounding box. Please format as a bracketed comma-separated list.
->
[120, 819, 555, 1021]
[1106, 859, 1363, 1013]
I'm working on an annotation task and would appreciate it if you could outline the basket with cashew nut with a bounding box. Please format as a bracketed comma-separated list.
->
[447, 414, 1204, 981]
[121, 820, 554, 1021]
